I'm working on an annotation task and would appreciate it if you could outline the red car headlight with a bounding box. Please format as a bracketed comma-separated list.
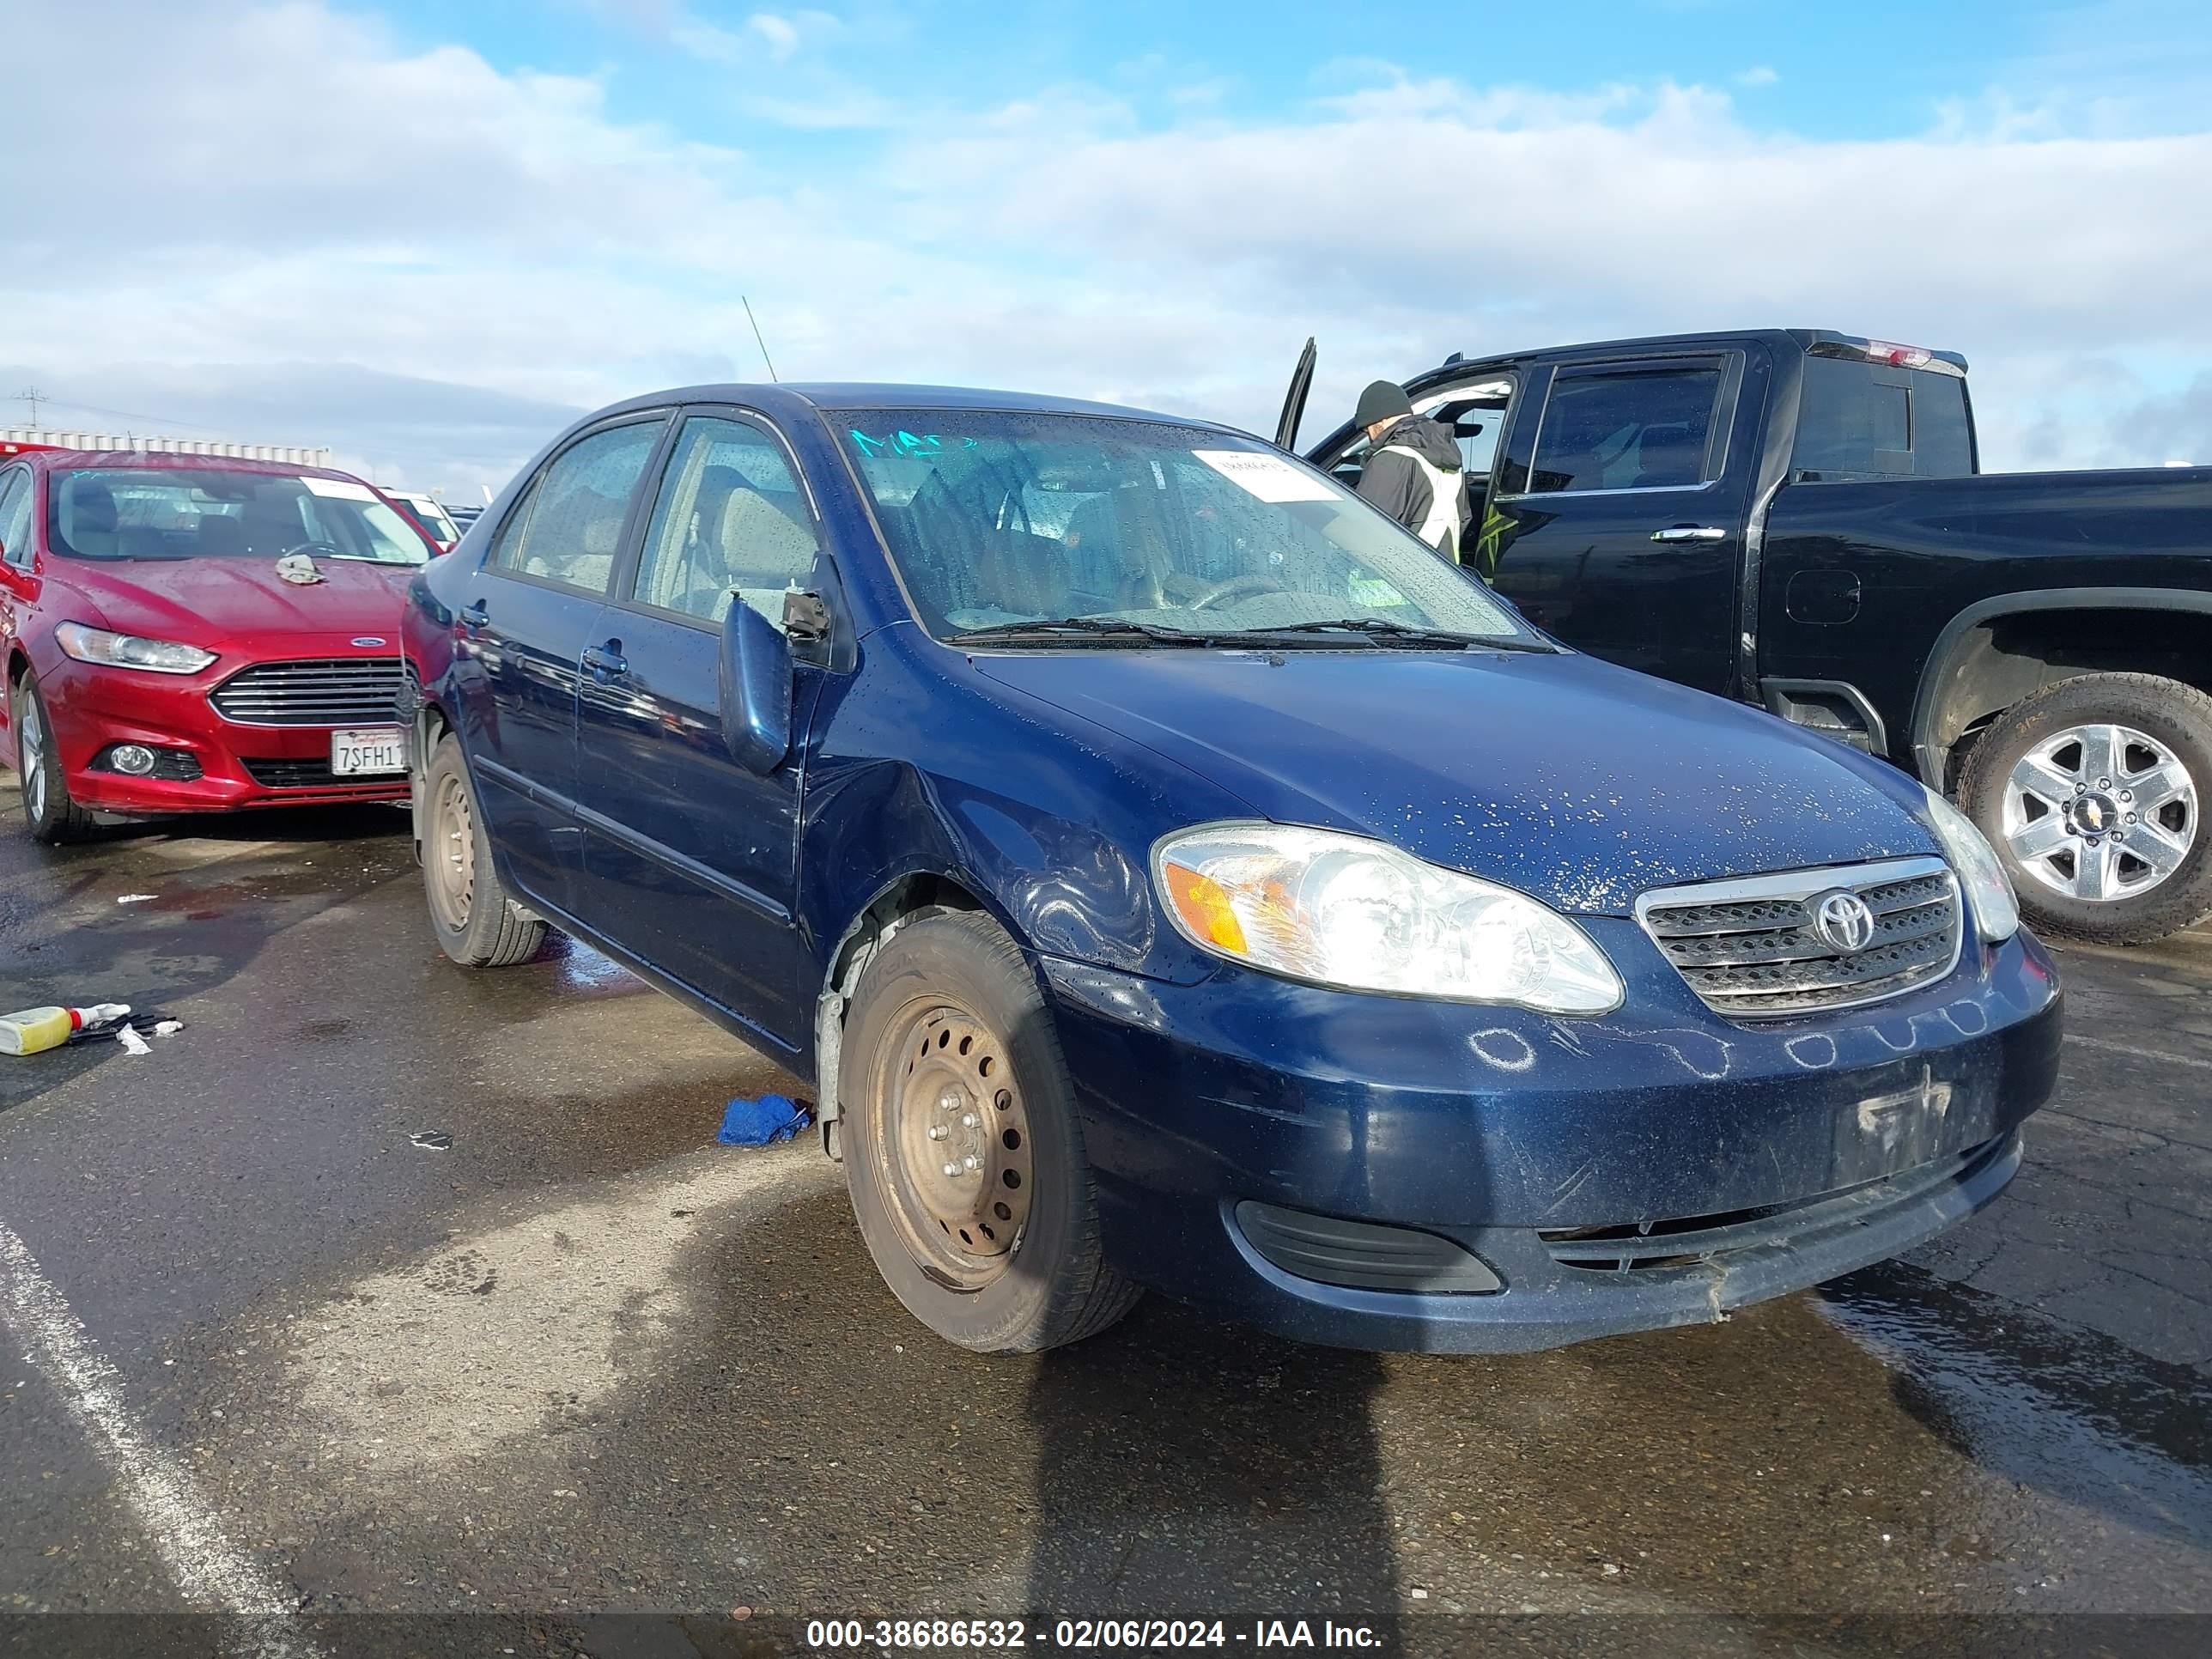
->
[55, 622, 218, 676]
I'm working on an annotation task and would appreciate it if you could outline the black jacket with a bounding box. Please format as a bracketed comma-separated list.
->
[1354, 414, 1468, 554]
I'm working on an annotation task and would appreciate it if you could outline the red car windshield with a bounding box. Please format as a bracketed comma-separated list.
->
[48, 468, 431, 566]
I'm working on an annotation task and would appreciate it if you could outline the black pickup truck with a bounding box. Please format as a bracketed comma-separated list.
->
[1280, 328, 2212, 945]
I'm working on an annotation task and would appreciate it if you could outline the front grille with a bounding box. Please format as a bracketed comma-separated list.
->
[210, 658, 404, 727]
[240, 757, 399, 790]
[1637, 856, 1961, 1019]
[240, 757, 342, 788]
[1540, 1135, 2008, 1273]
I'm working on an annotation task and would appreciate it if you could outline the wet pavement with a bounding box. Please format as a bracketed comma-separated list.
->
[0, 782, 2206, 1657]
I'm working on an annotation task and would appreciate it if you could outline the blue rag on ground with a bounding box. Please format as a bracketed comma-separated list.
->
[718, 1093, 809, 1146]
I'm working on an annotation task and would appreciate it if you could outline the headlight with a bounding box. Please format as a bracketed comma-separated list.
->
[1921, 786, 2020, 942]
[55, 622, 217, 676]
[1153, 823, 1623, 1013]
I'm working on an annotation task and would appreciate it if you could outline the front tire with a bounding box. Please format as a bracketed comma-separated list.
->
[11, 673, 95, 845]
[839, 908, 1141, 1353]
[1956, 672, 2212, 945]
[422, 732, 546, 967]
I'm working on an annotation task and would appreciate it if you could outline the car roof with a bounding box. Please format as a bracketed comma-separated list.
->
[1409, 326, 1968, 385]
[19, 449, 372, 483]
[592, 381, 1245, 434]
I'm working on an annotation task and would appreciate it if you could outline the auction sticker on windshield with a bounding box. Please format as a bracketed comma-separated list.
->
[1193, 449, 1339, 503]
[331, 726, 407, 775]
[301, 476, 379, 501]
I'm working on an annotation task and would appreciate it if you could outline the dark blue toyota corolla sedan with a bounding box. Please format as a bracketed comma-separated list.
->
[399, 383, 2062, 1355]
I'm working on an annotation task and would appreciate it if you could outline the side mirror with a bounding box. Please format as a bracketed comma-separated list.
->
[718, 597, 793, 774]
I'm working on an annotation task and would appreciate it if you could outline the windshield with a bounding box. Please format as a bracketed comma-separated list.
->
[47, 468, 432, 565]
[392, 493, 459, 541]
[836, 412, 1534, 644]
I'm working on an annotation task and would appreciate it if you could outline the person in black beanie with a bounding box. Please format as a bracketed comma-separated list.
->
[1351, 380, 1468, 562]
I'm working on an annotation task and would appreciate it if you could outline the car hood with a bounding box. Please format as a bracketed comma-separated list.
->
[47, 556, 416, 644]
[973, 646, 1940, 916]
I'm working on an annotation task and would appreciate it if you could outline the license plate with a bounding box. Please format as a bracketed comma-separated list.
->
[331, 726, 407, 776]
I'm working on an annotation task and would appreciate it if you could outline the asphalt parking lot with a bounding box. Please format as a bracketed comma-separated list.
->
[1, 784, 2207, 1658]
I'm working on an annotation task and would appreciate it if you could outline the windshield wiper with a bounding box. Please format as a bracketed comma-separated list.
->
[948, 617, 1222, 647]
[1240, 617, 1558, 652]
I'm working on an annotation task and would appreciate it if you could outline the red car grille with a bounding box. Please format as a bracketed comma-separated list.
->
[210, 659, 404, 727]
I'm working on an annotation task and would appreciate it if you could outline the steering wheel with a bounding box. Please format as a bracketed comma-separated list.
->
[1184, 574, 1278, 611]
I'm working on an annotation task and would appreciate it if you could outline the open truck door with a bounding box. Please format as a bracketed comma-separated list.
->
[1274, 337, 1316, 451]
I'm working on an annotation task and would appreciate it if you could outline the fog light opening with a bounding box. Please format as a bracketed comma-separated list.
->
[108, 744, 158, 775]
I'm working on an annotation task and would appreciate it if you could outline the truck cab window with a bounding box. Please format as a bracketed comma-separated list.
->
[1327, 377, 1514, 489]
[1528, 366, 1723, 494]
[1792, 357, 1975, 481]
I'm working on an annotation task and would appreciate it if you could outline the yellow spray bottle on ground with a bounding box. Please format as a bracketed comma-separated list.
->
[0, 1004, 132, 1056]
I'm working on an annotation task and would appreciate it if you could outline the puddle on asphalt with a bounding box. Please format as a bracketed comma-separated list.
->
[1819, 1261, 2212, 1553]
[546, 939, 650, 999]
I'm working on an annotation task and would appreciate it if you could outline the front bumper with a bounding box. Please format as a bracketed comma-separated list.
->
[1042, 919, 2062, 1353]
[37, 653, 408, 813]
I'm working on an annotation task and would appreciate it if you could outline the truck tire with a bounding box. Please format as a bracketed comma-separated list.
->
[838, 908, 1142, 1353]
[1956, 672, 2212, 945]
[12, 673, 97, 845]
[422, 732, 546, 967]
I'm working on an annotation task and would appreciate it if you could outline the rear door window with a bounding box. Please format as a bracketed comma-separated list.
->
[1526, 363, 1725, 494]
[495, 420, 665, 594]
[1792, 357, 1975, 480]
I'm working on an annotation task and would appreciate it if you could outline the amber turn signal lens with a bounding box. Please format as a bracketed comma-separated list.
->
[1162, 862, 1249, 956]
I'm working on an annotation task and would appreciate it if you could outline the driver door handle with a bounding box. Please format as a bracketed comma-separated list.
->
[581, 643, 629, 678]
[1650, 525, 1727, 544]
[458, 599, 489, 630]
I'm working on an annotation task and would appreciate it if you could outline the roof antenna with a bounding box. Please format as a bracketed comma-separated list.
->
[742, 296, 780, 383]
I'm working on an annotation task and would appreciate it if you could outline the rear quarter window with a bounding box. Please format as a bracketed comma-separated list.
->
[1793, 358, 1975, 481]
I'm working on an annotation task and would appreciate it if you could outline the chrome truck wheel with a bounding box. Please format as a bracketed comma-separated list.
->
[2002, 721, 2196, 902]
[1960, 673, 2212, 945]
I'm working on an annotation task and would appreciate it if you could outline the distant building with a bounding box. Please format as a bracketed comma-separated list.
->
[0, 428, 331, 467]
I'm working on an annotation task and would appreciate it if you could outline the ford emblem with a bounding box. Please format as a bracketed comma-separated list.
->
[351, 636, 388, 648]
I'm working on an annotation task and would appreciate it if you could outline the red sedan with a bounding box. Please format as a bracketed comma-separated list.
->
[0, 450, 437, 841]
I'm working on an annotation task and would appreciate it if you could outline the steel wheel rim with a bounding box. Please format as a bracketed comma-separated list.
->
[873, 1003, 1034, 1291]
[2002, 721, 2197, 902]
[20, 694, 46, 823]
[428, 772, 476, 931]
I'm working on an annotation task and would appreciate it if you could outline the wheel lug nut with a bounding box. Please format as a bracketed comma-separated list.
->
[2075, 782, 2087, 794]
[962, 1114, 977, 1128]
[2099, 778, 2112, 789]
[942, 1162, 959, 1177]
[2125, 811, 2137, 823]
[927, 1124, 945, 1139]
[963, 1156, 979, 1171]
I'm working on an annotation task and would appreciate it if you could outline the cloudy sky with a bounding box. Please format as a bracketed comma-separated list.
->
[3, 0, 2209, 495]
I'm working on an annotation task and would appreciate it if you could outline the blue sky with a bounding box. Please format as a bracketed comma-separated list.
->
[408, 0, 2209, 144]
[3, 0, 2209, 489]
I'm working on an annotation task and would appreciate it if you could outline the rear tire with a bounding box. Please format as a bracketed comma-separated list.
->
[839, 908, 1141, 1353]
[422, 732, 546, 967]
[1956, 672, 2212, 945]
[11, 673, 96, 845]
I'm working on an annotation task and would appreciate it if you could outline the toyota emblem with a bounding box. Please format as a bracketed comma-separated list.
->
[1813, 890, 1876, 953]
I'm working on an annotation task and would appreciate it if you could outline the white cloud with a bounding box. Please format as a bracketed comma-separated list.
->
[2, 1, 2208, 491]
[1735, 64, 1778, 88]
